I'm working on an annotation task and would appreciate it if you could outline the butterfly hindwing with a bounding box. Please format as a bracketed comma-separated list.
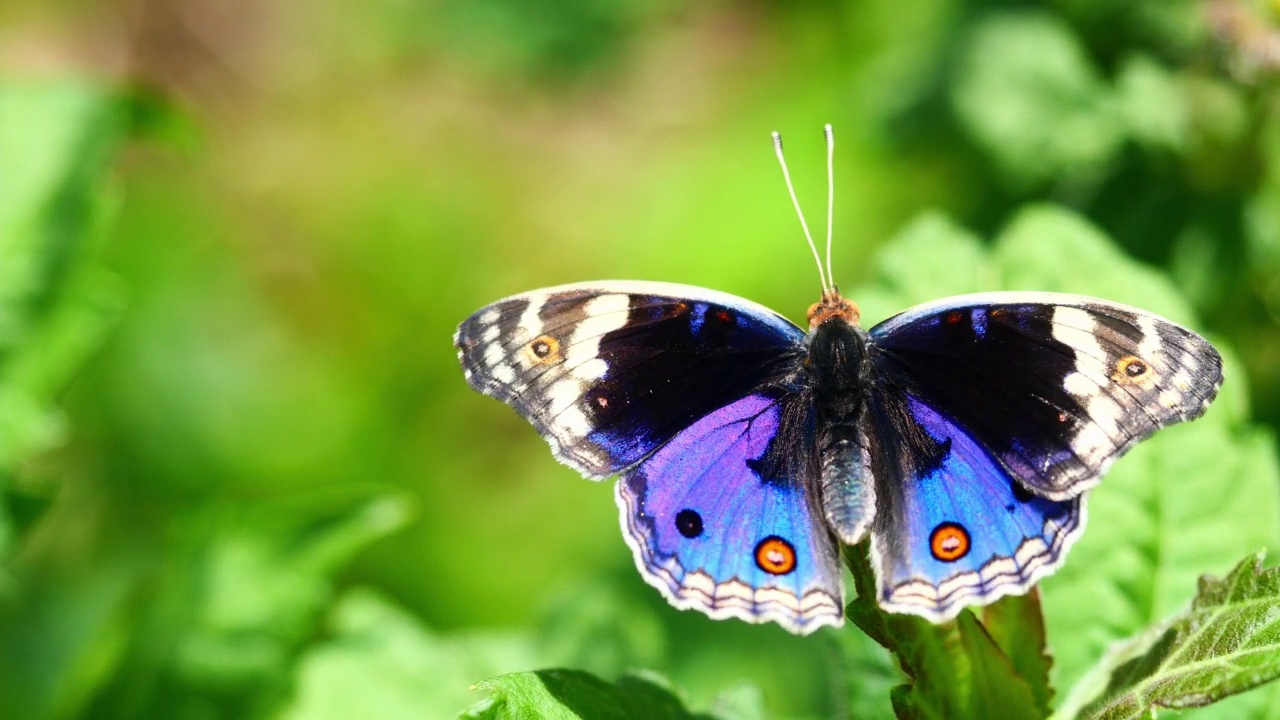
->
[866, 393, 1083, 621]
[617, 391, 844, 634]
[455, 282, 806, 478]
[869, 292, 1223, 499]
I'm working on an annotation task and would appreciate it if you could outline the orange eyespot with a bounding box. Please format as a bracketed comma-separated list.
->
[946, 311, 963, 325]
[527, 335, 561, 365]
[754, 536, 797, 575]
[930, 523, 971, 563]
[1113, 355, 1156, 386]
[1116, 355, 1147, 378]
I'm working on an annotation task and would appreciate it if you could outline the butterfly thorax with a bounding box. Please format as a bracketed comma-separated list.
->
[807, 306, 870, 427]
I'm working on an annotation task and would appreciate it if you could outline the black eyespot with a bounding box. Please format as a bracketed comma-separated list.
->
[1126, 359, 1147, 376]
[675, 509, 703, 538]
[1011, 482, 1035, 504]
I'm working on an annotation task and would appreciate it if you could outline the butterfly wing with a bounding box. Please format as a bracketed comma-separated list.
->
[867, 292, 1223, 499]
[862, 292, 1221, 620]
[457, 283, 837, 633]
[617, 391, 844, 634]
[455, 281, 806, 478]
[865, 392, 1083, 621]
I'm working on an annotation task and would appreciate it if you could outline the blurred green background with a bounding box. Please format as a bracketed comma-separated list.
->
[3, 0, 1280, 718]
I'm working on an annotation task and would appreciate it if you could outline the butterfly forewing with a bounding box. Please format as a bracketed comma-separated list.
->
[868, 292, 1223, 500]
[455, 281, 807, 478]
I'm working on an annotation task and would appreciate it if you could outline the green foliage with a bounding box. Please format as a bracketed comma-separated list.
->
[0, 80, 129, 716]
[170, 493, 416, 691]
[462, 670, 721, 720]
[1079, 554, 1280, 719]
[844, 544, 1043, 720]
[430, 0, 659, 79]
[280, 588, 770, 720]
[280, 590, 540, 719]
[955, 612, 1041, 720]
[0, 79, 126, 516]
[979, 589, 1054, 715]
[952, 12, 1122, 189]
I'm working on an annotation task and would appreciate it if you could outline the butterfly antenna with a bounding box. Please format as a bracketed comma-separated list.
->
[824, 123, 835, 291]
[772, 130, 829, 294]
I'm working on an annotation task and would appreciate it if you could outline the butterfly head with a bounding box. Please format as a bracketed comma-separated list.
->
[807, 287, 860, 330]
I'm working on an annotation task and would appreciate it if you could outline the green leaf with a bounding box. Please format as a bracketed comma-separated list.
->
[845, 543, 1045, 720]
[533, 581, 666, 679]
[463, 669, 721, 720]
[981, 591, 1053, 716]
[830, 616, 899, 720]
[0, 80, 127, 471]
[703, 684, 767, 720]
[0, 79, 129, 719]
[854, 211, 991, 325]
[284, 587, 766, 720]
[956, 612, 1040, 720]
[950, 11, 1123, 189]
[280, 589, 542, 720]
[843, 543, 962, 720]
[1114, 54, 1190, 154]
[1078, 553, 1280, 719]
[174, 491, 415, 690]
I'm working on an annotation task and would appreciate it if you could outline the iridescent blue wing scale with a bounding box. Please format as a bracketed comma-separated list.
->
[618, 391, 843, 634]
[862, 292, 1222, 621]
[865, 393, 1083, 620]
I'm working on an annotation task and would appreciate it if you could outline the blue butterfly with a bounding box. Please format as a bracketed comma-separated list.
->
[453, 128, 1223, 634]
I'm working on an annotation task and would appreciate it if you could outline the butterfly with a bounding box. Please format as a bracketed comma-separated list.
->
[453, 127, 1223, 634]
